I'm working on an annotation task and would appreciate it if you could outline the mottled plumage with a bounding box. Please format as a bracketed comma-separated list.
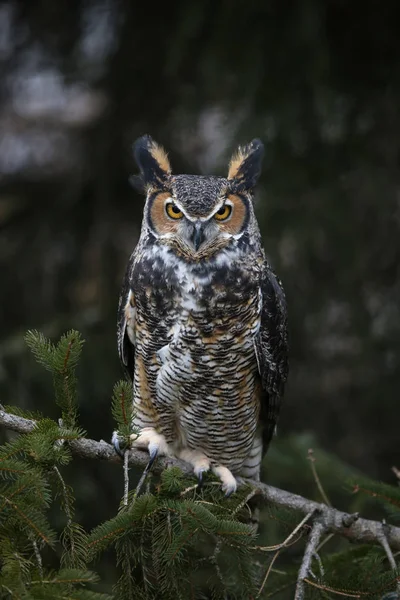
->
[115, 135, 288, 494]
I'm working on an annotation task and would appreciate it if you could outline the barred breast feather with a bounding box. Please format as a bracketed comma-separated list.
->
[118, 235, 288, 481]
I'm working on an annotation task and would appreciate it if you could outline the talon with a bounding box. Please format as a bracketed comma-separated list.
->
[112, 431, 126, 458]
[144, 447, 158, 474]
[179, 449, 211, 488]
[224, 487, 234, 498]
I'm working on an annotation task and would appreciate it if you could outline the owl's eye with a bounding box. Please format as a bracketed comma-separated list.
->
[214, 205, 232, 221]
[165, 202, 183, 219]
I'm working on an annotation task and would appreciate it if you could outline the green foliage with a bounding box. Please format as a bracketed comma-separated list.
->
[111, 380, 138, 448]
[262, 546, 400, 599]
[0, 332, 105, 599]
[25, 329, 84, 427]
[301, 549, 400, 599]
[350, 477, 400, 524]
[2, 330, 400, 599]
[88, 470, 258, 599]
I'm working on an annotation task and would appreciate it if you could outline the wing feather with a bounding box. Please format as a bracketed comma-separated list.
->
[255, 261, 289, 454]
[117, 255, 136, 380]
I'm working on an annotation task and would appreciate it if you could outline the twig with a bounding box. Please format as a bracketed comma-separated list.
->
[302, 578, 365, 597]
[313, 551, 325, 578]
[132, 456, 156, 500]
[255, 509, 316, 553]
[133, 467, 148, 500]
[232, 488, 258, 519]
[257, 549, 281, 598]
[211, 539, 227, 599]
[308, 449, 331, 507]
[2, 408, 400, 551]
[379, 521, 397, 570]
[145, 472, 152, 495]
[295, 520, 326, 600]
[123, 450, 130, 506]
[30, 535, 43, 580]
[180, 484, 198, 497]
[53, 466, 72, 526]
[257, 511, 316, 596]
[378, 520, 400, 596]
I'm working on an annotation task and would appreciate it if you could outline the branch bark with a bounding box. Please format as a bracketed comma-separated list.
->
[2, 408, 400, 552]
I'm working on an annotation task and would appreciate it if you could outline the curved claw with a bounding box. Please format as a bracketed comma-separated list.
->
[197, 470, 203, 489]
[111, 431, 126, 459]
[144, 447, 158, 474]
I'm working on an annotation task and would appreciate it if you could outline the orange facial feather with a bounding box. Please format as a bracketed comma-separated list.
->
[218, 194, 247, 235]
[150, 192, 179, 235]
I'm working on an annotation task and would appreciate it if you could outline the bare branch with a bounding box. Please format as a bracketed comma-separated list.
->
[123, 450, 130, 507]
[342, 512, 359, 528]
[295, 520, 325, 599]
[378, 520, 400, 596]
[2, 408, 400, 552]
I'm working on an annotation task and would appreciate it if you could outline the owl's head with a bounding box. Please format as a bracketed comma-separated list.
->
[133, 135, 264, 260]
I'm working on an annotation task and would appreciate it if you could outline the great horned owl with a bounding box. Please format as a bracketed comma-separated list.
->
[114, 135, 288, 495]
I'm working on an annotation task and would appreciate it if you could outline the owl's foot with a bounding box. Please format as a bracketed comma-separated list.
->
[178, 449, 210, 488]
[178, 451, 237, 496]
[212, 465, 237, 497]
[131, 428, 170, 472]
[112, 427, 170, 472]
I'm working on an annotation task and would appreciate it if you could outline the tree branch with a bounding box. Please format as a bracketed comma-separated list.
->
[2, 408, 400, 552]
[295, 519, 326, 599]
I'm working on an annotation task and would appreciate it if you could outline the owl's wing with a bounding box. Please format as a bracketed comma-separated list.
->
[254, 262, 289, 455]
[117, 255, 136, 381]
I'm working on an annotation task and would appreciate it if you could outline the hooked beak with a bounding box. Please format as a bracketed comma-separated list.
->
[190, 223, 206, 251]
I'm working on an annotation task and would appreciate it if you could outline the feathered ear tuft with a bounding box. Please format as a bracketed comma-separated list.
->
[227, 139, 264, 192]
[133, 135, 172, 190]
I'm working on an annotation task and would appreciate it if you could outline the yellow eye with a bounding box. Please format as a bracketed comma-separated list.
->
[166, 202, 183, 219]
[214, 204, 232, 221]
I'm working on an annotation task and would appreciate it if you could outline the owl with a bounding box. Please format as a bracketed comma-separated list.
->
[114, 135, 288, 495]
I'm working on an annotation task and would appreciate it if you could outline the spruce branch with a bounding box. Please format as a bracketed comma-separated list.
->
[2, 407, 400, 555]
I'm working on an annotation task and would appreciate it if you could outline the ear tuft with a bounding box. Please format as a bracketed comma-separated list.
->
[227, 138, 264, 191]
[133, 135, 172, 189]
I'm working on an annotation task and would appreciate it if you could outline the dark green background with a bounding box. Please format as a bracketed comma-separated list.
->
[1, 0, 399, 563]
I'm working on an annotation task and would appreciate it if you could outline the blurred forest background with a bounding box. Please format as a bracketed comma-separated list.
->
[1, 0, 400, 587]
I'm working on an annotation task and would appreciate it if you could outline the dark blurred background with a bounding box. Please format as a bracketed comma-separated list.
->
[1, 0, 399, 557]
